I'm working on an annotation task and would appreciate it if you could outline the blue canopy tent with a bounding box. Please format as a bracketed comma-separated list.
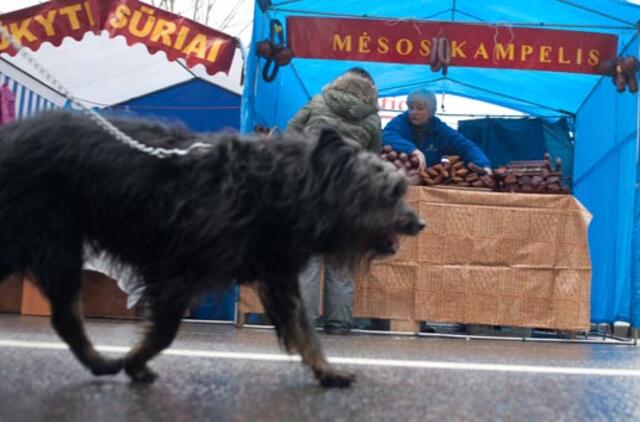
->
[111, 79, 241, 321]
[242, 1, 640, 327]
[111, 79, 240, 133]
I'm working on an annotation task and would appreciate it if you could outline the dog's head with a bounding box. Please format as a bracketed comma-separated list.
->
[307, 129, 425, 265]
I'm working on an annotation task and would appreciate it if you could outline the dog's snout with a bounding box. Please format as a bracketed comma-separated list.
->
[396, 212, 426, 235]
[406, 217, 426, 234]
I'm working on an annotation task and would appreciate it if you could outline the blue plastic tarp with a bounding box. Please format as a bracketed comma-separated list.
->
[113, 79, 240, 133]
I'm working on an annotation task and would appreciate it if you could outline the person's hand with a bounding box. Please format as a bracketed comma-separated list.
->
[411, 149, 426, 171]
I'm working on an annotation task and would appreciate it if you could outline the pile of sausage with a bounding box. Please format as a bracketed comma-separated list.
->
[380, 146, 570, 194]
[493, 154, 571, 193]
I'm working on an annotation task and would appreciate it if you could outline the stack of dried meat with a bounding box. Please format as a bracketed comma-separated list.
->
[380, 146, 571, 194]
[418, 156, 495, 188]
[380, 145, 420, 178]
[493, 153, 570, 193]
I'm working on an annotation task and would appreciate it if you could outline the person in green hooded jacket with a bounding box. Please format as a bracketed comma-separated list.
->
[287, 67, 381, 335]
[287, 67, 381, 153]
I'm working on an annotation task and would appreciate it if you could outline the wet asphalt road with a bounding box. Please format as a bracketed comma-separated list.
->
[0, 315, 639, 421]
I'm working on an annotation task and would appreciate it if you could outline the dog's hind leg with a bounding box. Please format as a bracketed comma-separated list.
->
[258, 274, 355, 388]
[0, 257, 11, 283]
[122, 289, 188, 383]
[0, 241, 17, 282]
[30, 247, 122, 376]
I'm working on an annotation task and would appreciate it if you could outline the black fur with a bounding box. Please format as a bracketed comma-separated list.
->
[0, 110, 424, 387]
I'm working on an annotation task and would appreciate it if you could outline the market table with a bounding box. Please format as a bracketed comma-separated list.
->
[238, 186, 592, 333]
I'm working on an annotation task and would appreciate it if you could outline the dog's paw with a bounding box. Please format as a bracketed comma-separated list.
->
[90, 357, 123, 376]
[318, 369, 355, 388]
[125, 364, 158, 383]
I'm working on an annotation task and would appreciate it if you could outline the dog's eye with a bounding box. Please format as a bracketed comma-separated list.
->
[391, 181, 406, 199]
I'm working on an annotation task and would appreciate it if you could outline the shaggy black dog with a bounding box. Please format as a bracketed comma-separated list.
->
[0, 110, 424, 387]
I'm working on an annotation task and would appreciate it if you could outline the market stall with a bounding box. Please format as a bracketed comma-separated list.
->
[239, 185, 592, 332]
[240, 0, 640, 329]
[0, 0, 243, 125]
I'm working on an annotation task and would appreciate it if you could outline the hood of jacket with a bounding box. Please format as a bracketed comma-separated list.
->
[322, 72, 378, 121]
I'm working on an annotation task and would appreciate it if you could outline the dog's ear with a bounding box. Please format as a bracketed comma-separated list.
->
[318, 128, 344, 147]
[313, 128, 346, 158]
[311, 129, 356, 173]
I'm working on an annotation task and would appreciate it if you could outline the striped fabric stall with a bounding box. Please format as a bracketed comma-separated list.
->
[0, 58, 65, 120]
[0, 73, 58, 118]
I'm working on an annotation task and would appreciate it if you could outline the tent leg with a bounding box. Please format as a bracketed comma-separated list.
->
[599, 323, 609, 341]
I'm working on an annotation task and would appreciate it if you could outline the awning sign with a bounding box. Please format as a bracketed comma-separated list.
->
[287, 17, 618, 75]
[0, 0, 237, 75]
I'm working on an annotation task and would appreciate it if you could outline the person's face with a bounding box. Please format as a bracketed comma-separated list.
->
[408, 100, 431, 127]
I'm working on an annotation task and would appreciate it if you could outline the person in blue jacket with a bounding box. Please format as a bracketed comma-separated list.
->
[382, 89, 491, 173]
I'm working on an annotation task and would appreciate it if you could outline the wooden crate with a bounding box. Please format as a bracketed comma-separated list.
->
[20, 271, 136, 319]
[0, 274, 24, 313]
[20, 276, 50, 316]
[82, 271, 136, 319]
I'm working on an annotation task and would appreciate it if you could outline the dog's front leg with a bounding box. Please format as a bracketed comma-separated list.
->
[258, 275, 355, 388]
[123, 294, 187, 383]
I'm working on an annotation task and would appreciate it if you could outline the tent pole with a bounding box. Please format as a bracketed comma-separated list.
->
[379, 78, 572, 116]
[555, 0, 636, 26]
[445, 78, 575, 116]
[576, 33, 639, 121]
[270, 7, 634, 30]
[637, 38, 640, 166]
[289, 63, 312, 100]
[633, 37, 640, 333]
